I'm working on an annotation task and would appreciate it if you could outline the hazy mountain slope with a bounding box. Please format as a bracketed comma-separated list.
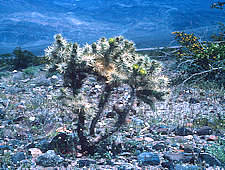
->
[0, 0, 224, 55]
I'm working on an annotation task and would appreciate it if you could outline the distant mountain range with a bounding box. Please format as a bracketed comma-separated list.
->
[0, 0, 224, 55]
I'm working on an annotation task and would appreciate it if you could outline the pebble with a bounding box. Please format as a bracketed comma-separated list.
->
[77, 159, 97, 168]
[189, 98, 200, 104]
[174, 164, 200, 170]
[117, 163, 135, 170]
[0, 108, 6, 119]
[144, 137, 154, 142]
[11, 152, 26, 164]
[161, 161, 174, 169]
[156, 127, 169, 135]
[199, 153, 222, 167]
[174, 126, 193, 136]
[206, 135, 218, 141]
[184, 135, 193, 140]
[36, 138, 51, 153]
[137, 152, 160, 166]
[0, 65, 224, 169]
[12, 72, 24, 80]
[196, 126, 213, 136]
[36, 150, 64, 167]
[164, 152, 185, 161]
[152, 142, 166, 151]
[29, 148, 43, 158]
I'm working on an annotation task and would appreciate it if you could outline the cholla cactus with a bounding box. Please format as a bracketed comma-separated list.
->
[81, 36, 137, 82]
[45, 34, 169, 154]
[45, 34, 88, 93]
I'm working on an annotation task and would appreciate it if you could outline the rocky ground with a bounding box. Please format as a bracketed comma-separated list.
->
[0, 56, 224, 169]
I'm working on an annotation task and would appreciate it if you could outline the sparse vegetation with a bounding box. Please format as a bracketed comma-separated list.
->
[0, 47, 46, 71]
[206, 137, 225, 164]
[0, 1, 224, 168]
[172, 31, 225, 86]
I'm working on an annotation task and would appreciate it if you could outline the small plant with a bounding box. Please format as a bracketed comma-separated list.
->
[172, 31, 225, 85]
[22, 66, 40, 77]
[45, 34, 169, 154]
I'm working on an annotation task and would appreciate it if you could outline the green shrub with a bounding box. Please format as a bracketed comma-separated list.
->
[22, 66, 40, 77]
[206, 137, 225, 164]
[211, 2, 225, 9]
[0, 47, 45, 71]
[211, 23, 225, 41]
[172, 31, 225, 86]
[45, 34, 169, 154]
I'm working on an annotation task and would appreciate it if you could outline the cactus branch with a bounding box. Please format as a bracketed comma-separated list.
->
[89, 83, 115, 136]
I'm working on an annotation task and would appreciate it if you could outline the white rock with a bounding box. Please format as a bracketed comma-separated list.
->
[29, 117, 36, 121]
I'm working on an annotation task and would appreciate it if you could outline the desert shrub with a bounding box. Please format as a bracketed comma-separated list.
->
[211, 23, 225, 41]
[211, 2, 225, 9]
[22, 66, 40, 77]
[172, 31, 225, 86]
[45, 34, 169, 154]
[0, 53, 13, 70]
[0, 47, 45, 70]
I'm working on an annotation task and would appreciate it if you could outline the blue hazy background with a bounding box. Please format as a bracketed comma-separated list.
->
[0, 0, 224, 55]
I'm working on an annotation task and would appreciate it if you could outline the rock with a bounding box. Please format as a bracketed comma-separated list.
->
[132, 118, 144, 126]
[173, 136, 188, 143]
[156, 127, 169, 135]
[119, 152, 132, 156]
[29, 116, 36, 122]
[174, 126, 193, 136]
[36, 138, 51, 153]
[207, 135, 218, 141]
[50, 75, 59, 84]
[164, 152, 194, 163]
[152, 142, 166, 151]
[117, 163, 134, 170]
[174, 164, 200, 170]
[97, 158, 114, 166]
[182, 146, 193, 153]
[171, 143, 178, 147]
[144, 137, 154, 142]
[193, 148, 201, 153]
[184, 135, 193, 140]
[0, 145, 13, 153]
[0, 99, 8, 108]
[36, 150, 64, 167]
[11, 152, 26, 164]
[7, 87, 25, 94]
[12, 116, 26, 123]
[12, 72, 24, 80]
[9, 139, 25, 148]
[137, 152, 160, 166]
[196, 126, 213, 136]
[0, 108, 6, 119]
[49, 133, 78, 155]
[199, 153, 222, 167]
[106, 111, 116, 118]
[164, 152, 185, 162]
[189, 98, 200, 104]
[179, 143, 195, 153]
[17, 104, 26, 110]
[33, 75, 51, 86]
[29, 148, 43, 158]
[161, 161, 174, 169]
[77, 159, 97, 168]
